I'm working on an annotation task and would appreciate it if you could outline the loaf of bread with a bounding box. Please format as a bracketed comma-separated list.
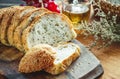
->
[19, 43, 80, 74]
[0, 6, 77, 52]
[0, 6, 80, 75]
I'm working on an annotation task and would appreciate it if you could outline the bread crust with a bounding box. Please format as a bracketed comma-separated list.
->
[61, 13, 77, 38]
[18, 44, 56, 73]
[22, 12, 76, 52]
[7, 6, 35, 46]
[13, 8, 49, 51]
[44, 43, 80, 75]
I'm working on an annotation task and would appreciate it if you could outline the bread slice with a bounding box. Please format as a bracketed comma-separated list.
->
[0, 7, 8, 43]
[0, 7, 16, 43]
[7, 6, 36, 46]
[18, 44, 56, 73]
[22, 12, 77, 52]
[0, 6, 24, 45]
[13, 8, 50, 51]
[44, 43, 80, 75]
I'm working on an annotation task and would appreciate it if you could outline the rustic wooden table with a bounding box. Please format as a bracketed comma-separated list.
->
[76, 35, 120, 79]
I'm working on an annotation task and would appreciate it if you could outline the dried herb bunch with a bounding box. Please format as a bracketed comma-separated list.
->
[78, 0, 120, 48]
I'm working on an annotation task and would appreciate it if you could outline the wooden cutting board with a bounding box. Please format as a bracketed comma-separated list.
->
[0, 40, 103, 79]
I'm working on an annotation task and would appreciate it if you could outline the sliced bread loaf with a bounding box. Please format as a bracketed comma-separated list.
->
[44, 43, 80, 75]
[18, 44, 56, 73]
[7, 6, 36, 46]
[22, 12, 77, 52]
[13, 8, 50, 51]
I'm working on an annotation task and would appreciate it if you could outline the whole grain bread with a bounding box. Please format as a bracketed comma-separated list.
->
[22, 12, 77, 52]
[13, 8, 50, 51]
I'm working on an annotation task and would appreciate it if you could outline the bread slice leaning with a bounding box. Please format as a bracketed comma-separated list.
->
[22, 12, 77, 52]
[7, 6, 36, 46]
[44, 43, 80, 75]
[0, 7, 9, 43]
[18, 44, 56, 73]
[0, 6, 18, 43]
[13, 8, 50, 52]
[0, 6, 23, 45]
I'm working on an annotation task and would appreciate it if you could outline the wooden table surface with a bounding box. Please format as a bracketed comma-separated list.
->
[76, 35, 120, 79]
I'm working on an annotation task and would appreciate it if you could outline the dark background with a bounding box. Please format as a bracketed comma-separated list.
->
[0, 0, 24, 8]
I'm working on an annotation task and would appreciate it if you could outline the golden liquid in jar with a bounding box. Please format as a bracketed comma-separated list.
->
[62, 4, 90, 24]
